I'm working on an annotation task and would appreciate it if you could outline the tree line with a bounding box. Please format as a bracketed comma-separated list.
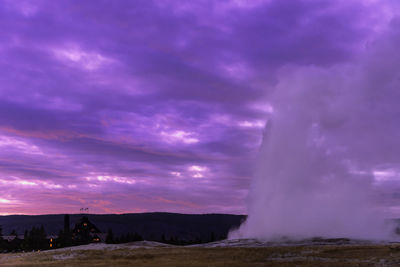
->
[1, 224, 224, 253]
[0, 225, 49, 252]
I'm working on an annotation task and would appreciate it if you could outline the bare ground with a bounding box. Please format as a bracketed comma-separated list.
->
[2, 241, 400, 266]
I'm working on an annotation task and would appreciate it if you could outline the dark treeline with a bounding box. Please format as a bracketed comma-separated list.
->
[0, 213, 245, 238]
[1, 226, 224, 253]
[158, 230, 221, 245]
[104, 229, 222, 245]
[1, 219, 228, 253]
[0, 224, 101, 252]
[0, 215, 101, 252]
[0, 213, 245, 253]
[105, 229, 143, 244]
[0, 225, 48, 252]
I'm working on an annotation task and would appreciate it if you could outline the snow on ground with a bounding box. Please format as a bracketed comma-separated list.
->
[43, 241, 174, 261]
[49, 240, 174, 253]
[34, 237, 400, 256]
[190, 238, 393, 248]
[52, 253, 78, 260]
[3, 238, 400, 265]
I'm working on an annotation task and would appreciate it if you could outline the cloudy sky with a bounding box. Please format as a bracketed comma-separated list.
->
[0, 0, 399, 215]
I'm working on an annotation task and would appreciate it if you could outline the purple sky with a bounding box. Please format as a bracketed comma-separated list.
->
[0, 0, 398, 215]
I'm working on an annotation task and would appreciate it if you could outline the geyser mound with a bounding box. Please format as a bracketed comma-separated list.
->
[231, 26, 400, 241]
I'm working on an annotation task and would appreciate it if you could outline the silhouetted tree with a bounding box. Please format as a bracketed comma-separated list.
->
[161, 233, 166, 243]
[0, 225, 5, 251]
[105, 228, 114, 244]
[133, 232, 143, 241]
[210, 231, 216, 242]
[61, 214, 72, 247]
[21, 230, 29, 251]
[24, 225, 47, 251]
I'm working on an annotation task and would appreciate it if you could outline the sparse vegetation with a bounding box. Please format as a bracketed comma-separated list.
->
[1, 243, 400, 266]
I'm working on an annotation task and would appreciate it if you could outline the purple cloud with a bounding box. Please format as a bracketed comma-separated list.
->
[0, 0, 396, 215]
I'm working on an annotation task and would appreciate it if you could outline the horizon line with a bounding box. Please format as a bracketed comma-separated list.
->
[0, 211, 247, 216]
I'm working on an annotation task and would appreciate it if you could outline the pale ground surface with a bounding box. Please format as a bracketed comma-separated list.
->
[54, 240, 173, 251]
[1, 239, 400, 266]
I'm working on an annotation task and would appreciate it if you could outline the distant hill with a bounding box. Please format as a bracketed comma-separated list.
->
[0, 213, 246, 242]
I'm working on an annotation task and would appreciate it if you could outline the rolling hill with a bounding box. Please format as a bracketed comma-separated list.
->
[0, 213, 246, 242]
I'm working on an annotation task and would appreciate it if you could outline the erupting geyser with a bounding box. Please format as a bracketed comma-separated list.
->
[230, 26, 400, 241]
[232, 111, 386, 240]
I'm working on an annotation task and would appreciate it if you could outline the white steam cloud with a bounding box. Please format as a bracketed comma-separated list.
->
[231, 19, 400, 240]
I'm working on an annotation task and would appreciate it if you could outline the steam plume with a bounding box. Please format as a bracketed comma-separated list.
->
[231, 22, 400, 240]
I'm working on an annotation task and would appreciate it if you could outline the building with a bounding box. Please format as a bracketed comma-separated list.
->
[71, 216, 106, 244]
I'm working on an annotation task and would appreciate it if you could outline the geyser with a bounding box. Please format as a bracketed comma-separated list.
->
[231, 25, 400, 241]
[232, 111, 386, 240]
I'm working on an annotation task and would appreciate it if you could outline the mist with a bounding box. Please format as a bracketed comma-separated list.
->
[230, 20, 400, 241]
